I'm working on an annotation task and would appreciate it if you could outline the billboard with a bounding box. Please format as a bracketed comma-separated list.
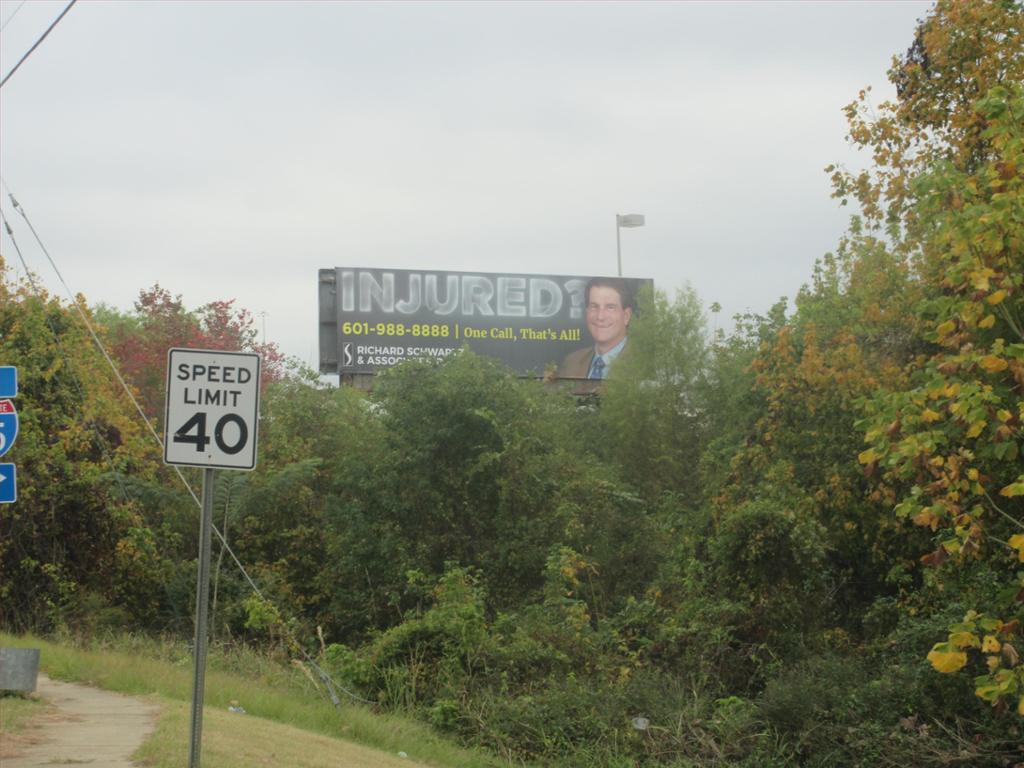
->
[319, 268, 653, 380]
[319, 268, 655, 382]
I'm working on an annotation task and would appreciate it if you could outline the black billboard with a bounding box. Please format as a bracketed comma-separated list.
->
[318, 268, 653, 380]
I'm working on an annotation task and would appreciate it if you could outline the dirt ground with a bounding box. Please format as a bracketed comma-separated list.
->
[1, 674, 159, 767]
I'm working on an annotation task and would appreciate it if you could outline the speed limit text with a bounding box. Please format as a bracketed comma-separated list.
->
[177, 363, 253, 407]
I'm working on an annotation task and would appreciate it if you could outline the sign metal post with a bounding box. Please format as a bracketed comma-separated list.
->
[189, 467, 215, 768]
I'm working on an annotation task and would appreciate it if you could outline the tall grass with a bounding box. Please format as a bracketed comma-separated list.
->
[0, 632, 500, 768]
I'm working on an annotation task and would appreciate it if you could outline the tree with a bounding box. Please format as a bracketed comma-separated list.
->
[858, 82, 1024, 715]
[98, 285, 285, 422]
[830, 0, 1024, 237]
[845, 0, 1024, 715]
[0, 259, 166, 631]
[597, 286, 709, 503]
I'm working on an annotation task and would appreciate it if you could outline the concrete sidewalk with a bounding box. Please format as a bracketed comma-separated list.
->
[2, 674, 158, 767]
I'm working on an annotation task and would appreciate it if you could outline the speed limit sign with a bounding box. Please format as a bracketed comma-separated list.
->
[164, 348, 261, 470]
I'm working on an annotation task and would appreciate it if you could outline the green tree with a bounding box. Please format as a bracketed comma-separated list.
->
[597, 286, 709, 503]
[0, 260, 166, 631]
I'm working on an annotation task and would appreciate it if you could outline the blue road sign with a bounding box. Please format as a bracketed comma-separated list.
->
[0, 367, 15, 398]
[0, 463, 15, 503]
[0, 400, 17, 458]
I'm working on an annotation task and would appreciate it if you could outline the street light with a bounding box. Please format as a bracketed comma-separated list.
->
[258, 311, 268, 345]
[616, 213, 645, 276]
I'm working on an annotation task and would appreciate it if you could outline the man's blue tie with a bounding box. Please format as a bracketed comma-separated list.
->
[591, 356, 606, 379]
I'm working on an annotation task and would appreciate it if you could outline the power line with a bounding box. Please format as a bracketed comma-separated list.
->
[0, 209, 136, 507]
[0, 0, 77, 90]
[7, 194, 164, 443]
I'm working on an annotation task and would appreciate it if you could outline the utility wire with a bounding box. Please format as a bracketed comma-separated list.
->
[1, 209, 135, 508]
[1, 190, 373, 707]
[0, 0, 77, 90]
[1, 0, 29, 33]
[5, 192, 172, 461]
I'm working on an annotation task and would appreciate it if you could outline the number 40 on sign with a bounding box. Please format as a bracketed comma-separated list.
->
[164, 349, 261, 471]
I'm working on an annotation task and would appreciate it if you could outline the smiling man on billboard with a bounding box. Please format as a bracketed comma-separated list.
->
[557, 277, 634, 380]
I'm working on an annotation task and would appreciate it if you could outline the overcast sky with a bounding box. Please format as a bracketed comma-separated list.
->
[1, 0, 933, 367]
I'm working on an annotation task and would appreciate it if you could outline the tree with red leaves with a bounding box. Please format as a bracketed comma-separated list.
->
[99, 285, 285, 422]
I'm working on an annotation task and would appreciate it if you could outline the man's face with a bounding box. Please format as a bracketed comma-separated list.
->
[586, 285, 632, 353]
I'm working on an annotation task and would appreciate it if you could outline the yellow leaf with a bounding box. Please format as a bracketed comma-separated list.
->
[949, 631, 980, 649]
[976, 684, 1001, 701]
[1009, 534, 1024, 563]
[967, 421, 986, 438]
[987, 289, 1006, 305]
[913, 510, 938, 529]
[982, 635, 1002, 653]
[937, 320, 956, 338]
[967, 468, 979, 481]
[979, 314, 996, 329]
[987, 655, 1001, 673]
[858, 448, 876, 465]
[944, 383, 961, 397]
[1001, 482, 1024, 499]
[998, 410, 1012, 422]
[928, 648, 967, 673]
[971, 268, 995, 290]
[922, 409, 942, 423]
[980, 355, 1008, 373]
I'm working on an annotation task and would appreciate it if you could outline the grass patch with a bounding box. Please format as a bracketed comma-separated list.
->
[139, 698, 458, 768]
[0, 691, 47, 735]
[0, 690, 49, 762]
[1, 633, 499, 768]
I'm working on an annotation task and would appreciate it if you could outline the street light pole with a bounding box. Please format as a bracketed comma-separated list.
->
[615, 213, 645, 276]
[616, 217, 622, 277]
